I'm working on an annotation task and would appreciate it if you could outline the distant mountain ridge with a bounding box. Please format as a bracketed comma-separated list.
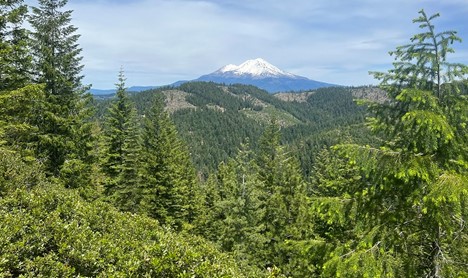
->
[90, 86, 159, 95]
[90, 58, 337, 95]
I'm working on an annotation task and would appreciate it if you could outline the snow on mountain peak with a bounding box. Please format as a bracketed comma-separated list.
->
[219, 64, 239, 73]
[215, 58, 296, 78]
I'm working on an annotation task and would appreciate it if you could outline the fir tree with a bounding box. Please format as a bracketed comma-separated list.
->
[255, 120, 309, 273]
[321, 10, 468, 277]
[0, 0, 31, 91]
[214, 142, 267, 266]
[193, 173, 225, 241]
[0, 0, 47, 159]
[102, 69, 141, 208]
[29, 0, 95, 183]
[140, 96, 197, 229]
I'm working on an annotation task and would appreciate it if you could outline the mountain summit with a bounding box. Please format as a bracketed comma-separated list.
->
[196, 58, 336, 93]
[215, 58, 296, 78]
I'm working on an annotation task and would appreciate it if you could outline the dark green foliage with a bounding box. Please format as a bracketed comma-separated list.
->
[29, 0, 96, 186]
[3, 2, 467, 276]
[0, 0, 31, 91]
[139, 96, 198, 229]
[195, 142, 267, 267]
[194, 122, 312, 275]
[254, 122, 311, 275]
[317, 10, 468, 277]
[101, 70, 141, 207]
[0, 1, 44, 159]
[173, 108, 265, 175]
[181, 82, 260, 111]
[281, 87, 368, 147]
[294, 123, 379, 177]
[30, 0, 85, 97]
[126, 83, 370, 177]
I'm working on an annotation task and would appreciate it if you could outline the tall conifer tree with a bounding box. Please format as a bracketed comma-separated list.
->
[255, 120, 309, 273]
[29, 0, 95, 183]
[140, 96, 197, 229]
[0, 0, 47, 159]
[102, 69, 141, 206]
[0, 0, 31, 91]
[212, 142, 266, 266]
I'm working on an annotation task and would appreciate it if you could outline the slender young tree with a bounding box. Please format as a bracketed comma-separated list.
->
[102, 69, 141, 201]
[114, 108, 142, 212]
[372, 10, 466, 100]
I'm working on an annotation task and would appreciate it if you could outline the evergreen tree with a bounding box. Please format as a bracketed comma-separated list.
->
[114, 108, 142, 212]
[0, 84, 46, 159]
[140, 96, 197, 229]
[321, 10, 468, 277]
[294, 148, 361, 276]
[193, 173, 225, 241]
[255, 120, 310, 274]
[102, 69, 141, 210]
[29, 0, 95, 183]
[211, 142, 267, 266]
[0, 0, 31, 91]
[0, 0, 47, 159]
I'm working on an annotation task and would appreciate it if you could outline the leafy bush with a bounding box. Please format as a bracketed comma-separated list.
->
[0, 155, 263, 277]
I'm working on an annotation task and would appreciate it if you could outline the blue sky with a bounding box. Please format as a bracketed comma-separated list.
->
[26, 0, 468, 89]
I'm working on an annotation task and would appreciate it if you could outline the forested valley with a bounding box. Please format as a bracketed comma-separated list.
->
[1, 0, 467, 277]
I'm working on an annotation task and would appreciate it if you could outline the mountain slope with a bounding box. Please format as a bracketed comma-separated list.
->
[123, 82, 379, 176]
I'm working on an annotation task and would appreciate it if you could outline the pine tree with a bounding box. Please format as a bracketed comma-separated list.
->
[29, 0, 95, 183]
[321, 10, 468, 277]
[140, 96, 197, 229]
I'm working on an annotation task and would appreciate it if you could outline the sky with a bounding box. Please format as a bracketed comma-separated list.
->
[26, 0, 468, 89]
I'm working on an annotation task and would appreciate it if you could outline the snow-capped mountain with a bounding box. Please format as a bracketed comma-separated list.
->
[89, 58, 337, 95]
[195, 58, 336, 93]
[214, 58, 296, 79]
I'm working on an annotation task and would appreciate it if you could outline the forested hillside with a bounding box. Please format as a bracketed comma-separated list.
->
[0, 1, 467, 277]
[95, 82, 380, 176]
